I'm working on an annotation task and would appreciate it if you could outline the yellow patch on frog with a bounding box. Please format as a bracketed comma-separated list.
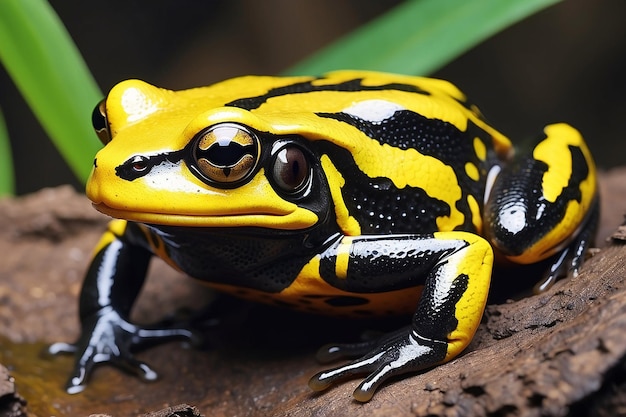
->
[434, 231, 493, 361]
[105, 80, 171, 133]
[91, 219, 128, 256]
[320, 155, 362, 236]
[533, 124, 593, 203]
[335, 236, 354, 280]
[473, 137, 487, 161]
[467, 194, 482, 232]
[464, 162, 480, 181]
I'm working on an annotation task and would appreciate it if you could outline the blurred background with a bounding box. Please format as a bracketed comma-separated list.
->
[1, 0, 624, 195]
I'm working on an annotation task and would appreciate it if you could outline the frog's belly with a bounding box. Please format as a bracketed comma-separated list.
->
[154, 227, 423, 316]
[203, 257, 423, 318]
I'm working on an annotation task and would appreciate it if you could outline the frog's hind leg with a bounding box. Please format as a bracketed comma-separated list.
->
[483, 123, 598, 291]
[309, 232, 493, 402]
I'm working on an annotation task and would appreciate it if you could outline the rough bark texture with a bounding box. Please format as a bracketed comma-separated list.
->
[0, 168, 625, 417]
[0, 365, 27, 417]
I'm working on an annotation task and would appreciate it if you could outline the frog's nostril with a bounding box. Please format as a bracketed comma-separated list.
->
[93, 158, 98, 168]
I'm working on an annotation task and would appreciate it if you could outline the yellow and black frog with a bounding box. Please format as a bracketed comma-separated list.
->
[49, 70, 598, 402]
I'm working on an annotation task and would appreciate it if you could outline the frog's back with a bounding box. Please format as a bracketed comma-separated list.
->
[215, 70, 512, 236]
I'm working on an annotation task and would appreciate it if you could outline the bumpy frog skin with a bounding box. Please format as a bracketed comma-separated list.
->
[49, 70, 598, 402]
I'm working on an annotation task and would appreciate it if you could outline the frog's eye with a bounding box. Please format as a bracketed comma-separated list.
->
[92, 99, 112, 145]
[270, 145, 311, 194]
[191, 123, 260, 187]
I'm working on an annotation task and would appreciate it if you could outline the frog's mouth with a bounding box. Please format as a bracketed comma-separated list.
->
[92, 202, 319, 230]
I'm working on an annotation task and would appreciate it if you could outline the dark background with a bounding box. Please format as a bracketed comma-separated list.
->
[1, 0, 624, 195]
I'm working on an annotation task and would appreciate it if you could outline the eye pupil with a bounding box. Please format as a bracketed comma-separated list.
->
[286, 159, 302, 184]
[207, 141, 251, 166]
[291, 160, 300, 178]
[273, 146, 310, 193]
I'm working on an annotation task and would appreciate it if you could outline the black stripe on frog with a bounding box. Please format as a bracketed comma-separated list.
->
[225, 78, 430, 111]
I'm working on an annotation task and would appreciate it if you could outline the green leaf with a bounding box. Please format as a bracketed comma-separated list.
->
[285, 0, 561, 76]
[0, 108, 15, 197]
[0, 0, 102, 184]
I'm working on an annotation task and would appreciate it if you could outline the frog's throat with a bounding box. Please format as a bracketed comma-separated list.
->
[92, 202, 318, 230]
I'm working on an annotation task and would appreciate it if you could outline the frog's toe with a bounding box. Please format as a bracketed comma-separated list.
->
[352, 359, 409, 402]
[111, 356, 158, 382]
[48, 342, 99, 394]
[47, 341, 78, 356]
[65, 355, 97, 394]
[315, 340, 375, 363]
[133, 326, 196, 347]
[308, 357, 375, 393]
[66, 379, 87, 395]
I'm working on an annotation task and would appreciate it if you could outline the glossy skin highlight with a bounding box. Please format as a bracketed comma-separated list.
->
[50, 71, 598, 401]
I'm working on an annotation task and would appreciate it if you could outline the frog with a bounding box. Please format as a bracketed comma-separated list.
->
[48, 70, 599, 402]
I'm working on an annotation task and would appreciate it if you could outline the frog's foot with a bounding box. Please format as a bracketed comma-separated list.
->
[309, 328, 446, 402]
[47, 306, 194, 394]
[533, 196, 600, 293]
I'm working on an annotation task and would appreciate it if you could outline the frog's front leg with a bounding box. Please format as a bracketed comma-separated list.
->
[48, 220, 194, 394]
[309, 232, 493, 402]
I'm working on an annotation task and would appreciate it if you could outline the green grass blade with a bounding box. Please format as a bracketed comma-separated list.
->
[285, 0, 561, 76]
[0, 108, 15, 197]
[0, 0, 102, 184]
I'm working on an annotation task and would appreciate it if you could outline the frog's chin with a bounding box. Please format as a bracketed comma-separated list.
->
[92, 203, 318, 230]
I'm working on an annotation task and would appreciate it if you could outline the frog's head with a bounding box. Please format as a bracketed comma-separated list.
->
[87, 79, 329, 230]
